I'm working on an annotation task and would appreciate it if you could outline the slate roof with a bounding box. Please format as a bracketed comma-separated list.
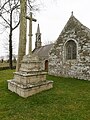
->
[33, 44, 53, 59]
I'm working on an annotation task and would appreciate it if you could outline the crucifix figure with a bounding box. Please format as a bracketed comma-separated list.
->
[26, 12, 37, 54]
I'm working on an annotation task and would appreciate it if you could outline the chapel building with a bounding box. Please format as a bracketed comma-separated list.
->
[33, 13, 90, 80]
[49, 12, 90, 80]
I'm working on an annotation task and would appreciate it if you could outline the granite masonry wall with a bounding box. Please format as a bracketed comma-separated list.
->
[49, 15, 90, 80]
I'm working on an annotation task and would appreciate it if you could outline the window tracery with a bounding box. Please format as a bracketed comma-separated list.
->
[65, 40, 77, 60]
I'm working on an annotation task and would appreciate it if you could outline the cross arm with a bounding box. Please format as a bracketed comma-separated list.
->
[26, 16, 37, 22]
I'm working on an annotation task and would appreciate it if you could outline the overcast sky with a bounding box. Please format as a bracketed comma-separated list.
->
[35, 0, 90, 44]
[0, 0, 90, 57]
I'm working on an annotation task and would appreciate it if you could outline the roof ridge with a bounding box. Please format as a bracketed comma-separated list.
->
[42, 43, 54, 47]
[70, 14, 90, 32]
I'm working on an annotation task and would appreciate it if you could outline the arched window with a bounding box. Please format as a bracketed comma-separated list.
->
[65, 40, 77, 60]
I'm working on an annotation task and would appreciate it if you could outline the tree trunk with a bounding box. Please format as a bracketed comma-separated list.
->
[9, 11, 13, 69]
[9, 32, 12, 69]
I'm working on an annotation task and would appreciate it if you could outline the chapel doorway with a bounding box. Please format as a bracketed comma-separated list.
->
[45, 60, 48, 71]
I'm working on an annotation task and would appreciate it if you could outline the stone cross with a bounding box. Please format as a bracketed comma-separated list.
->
[71, 11, 73, 16]
[26, 12, 37, 54]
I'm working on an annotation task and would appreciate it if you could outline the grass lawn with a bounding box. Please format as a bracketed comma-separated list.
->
[0, 69, 90, 120]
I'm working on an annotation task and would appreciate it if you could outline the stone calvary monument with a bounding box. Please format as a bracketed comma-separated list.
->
[7, 0, 53, 98]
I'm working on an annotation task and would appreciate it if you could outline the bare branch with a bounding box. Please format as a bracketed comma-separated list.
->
[0, 14, 10, 26]
[12, 19, 20, 31]
[0, 0, 10, 11]
[0, 0, 40, 69]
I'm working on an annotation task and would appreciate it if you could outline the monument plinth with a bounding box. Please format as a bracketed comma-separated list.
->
[7, 1, 53, 98]
[7, 54, 53, 98]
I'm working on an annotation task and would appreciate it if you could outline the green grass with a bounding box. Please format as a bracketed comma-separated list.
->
[0, 69, 90, 120]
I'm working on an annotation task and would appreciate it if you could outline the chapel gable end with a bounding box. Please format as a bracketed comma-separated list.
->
[51, 13, 90, 51]
[49, 13, 90, 80]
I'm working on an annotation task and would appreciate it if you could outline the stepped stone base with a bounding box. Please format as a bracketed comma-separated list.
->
[7, 54, 53, 98]
[7, 79, 53, 98]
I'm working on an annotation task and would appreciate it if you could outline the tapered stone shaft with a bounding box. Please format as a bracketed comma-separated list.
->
[29, 12, 32, 54]
[16, 0, 27, 71]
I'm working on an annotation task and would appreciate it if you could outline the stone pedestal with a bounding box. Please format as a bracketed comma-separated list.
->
[7, 54, 53, 98]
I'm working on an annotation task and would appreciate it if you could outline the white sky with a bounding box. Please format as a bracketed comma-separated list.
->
[34, 0, 90, 44]
[0, 0, 90, 57]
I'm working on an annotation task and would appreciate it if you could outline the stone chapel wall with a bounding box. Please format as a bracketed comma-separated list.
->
[49, 17, 90, 80]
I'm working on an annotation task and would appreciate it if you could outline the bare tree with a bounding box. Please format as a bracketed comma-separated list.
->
[0, 0, 20, 69]
[0, 0, 40, 69]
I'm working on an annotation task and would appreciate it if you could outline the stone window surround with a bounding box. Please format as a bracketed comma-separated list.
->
[63, 39, 78, 62]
